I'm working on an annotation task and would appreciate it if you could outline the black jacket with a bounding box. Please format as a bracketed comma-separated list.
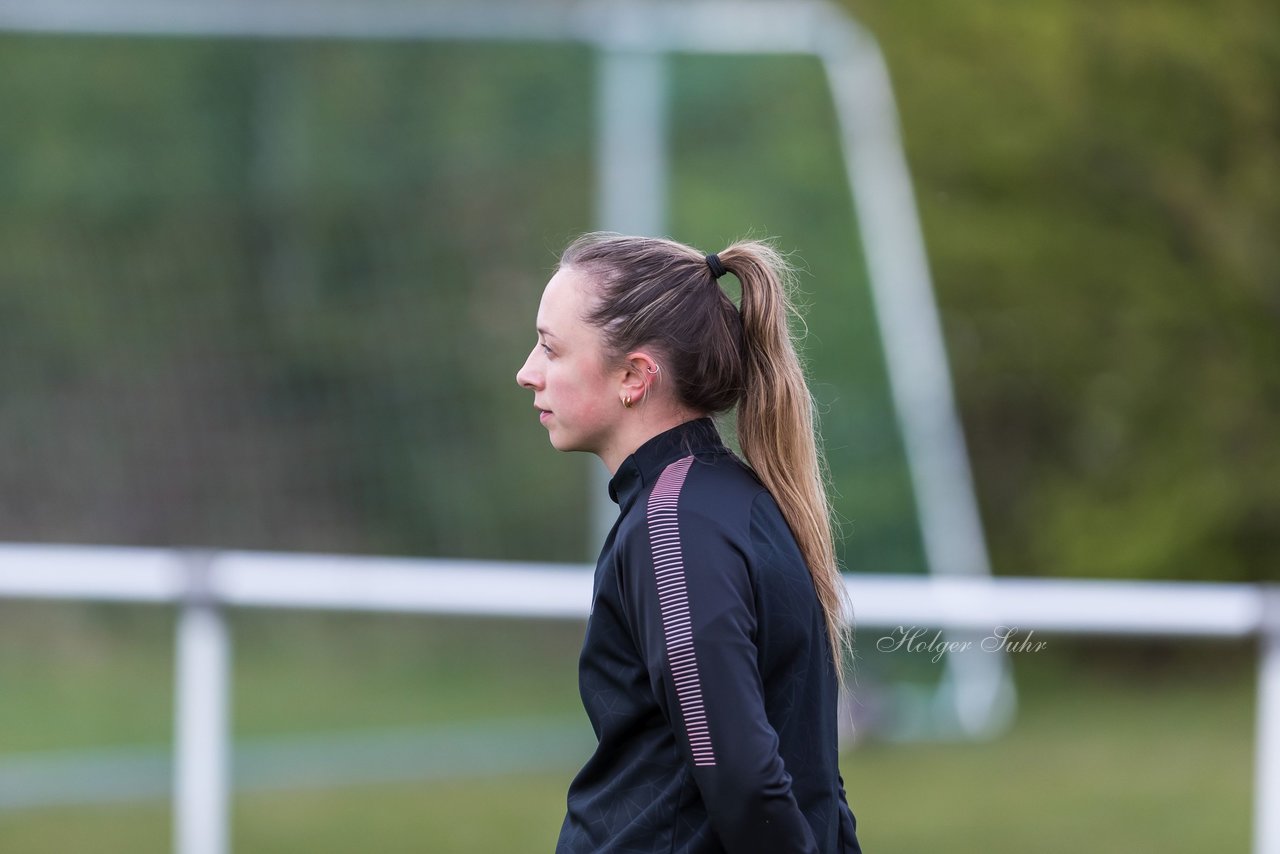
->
[556, 418, 862, 853]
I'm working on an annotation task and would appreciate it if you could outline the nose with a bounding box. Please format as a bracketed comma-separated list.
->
[516, 346, 542, 390]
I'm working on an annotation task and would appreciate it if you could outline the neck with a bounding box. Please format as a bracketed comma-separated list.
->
[598, 407, 704, 475]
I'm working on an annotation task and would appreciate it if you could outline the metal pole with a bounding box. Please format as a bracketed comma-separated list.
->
[817, 13, 1015, 738]
[174, 554, 230, 854]
[1256, 587, 1280, 854]
[590, 41, 668, 556]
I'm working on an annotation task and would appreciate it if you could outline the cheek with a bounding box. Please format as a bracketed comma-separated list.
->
[575, 395, 614, 427]
[550, 362, 614, 424]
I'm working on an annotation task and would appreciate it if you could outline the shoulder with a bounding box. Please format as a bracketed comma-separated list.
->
[660, 448, 762, 505]
[634, 451, 766, 549]
[662, 457, 808, 581]
[616, 454, 767, 607]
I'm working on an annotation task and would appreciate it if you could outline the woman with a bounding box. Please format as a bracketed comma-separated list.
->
[516, 233, 862, 853]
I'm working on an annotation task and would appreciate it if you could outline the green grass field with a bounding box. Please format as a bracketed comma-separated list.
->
[0, 603, 1256, 852]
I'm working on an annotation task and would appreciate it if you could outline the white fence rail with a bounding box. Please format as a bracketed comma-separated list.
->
[1, 543, 1276, 853]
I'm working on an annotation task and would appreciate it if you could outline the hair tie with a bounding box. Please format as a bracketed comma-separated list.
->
[705, 253, 727, 280]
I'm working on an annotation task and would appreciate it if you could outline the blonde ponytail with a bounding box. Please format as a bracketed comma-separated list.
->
[720, 242, 851, 683]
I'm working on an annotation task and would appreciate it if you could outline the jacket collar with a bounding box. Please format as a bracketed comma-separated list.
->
[607, 417, 728, 513]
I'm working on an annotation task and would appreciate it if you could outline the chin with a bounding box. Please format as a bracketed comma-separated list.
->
[550, 438, 585, 454]
[548, 428, 593, 456]
[547, 428, 575, 452]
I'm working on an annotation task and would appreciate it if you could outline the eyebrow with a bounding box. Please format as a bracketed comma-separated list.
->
[537, 326, 559, 340]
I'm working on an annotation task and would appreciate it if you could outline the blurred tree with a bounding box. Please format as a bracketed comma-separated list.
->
[847, 0, 1279, 580]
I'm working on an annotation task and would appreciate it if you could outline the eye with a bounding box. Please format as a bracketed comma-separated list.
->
[540, 342, 554, 356]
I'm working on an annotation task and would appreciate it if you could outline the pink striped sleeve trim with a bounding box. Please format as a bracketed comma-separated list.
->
[646, 455, 716, 767]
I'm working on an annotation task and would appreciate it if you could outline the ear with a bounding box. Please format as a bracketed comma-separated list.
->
[618, 350, 661, 404]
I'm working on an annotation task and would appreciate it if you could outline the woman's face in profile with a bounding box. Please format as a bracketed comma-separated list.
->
[516, 267, 622, 457]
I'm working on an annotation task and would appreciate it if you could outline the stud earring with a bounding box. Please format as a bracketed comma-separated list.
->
[623, 394, 633, 408]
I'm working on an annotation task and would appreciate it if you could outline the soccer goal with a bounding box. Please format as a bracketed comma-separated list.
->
[0, 0, 1014, 742]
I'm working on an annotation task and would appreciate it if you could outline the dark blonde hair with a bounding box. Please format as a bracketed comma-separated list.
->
[560, 232, 851, 680]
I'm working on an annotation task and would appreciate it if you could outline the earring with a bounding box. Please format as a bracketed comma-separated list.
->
[623, 394, 633, 408]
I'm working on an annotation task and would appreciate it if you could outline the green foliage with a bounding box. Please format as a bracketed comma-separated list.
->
[847, 0, 1280, 580]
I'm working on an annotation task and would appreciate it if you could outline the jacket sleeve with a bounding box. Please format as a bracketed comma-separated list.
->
[619, 489, 819, 853]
